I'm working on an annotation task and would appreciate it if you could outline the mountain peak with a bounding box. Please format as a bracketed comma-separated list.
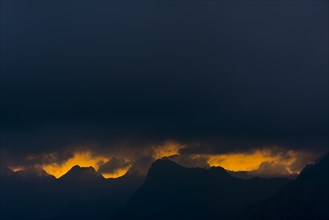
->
[60, 165, 104, 182]
[209, 166, 228, 174]
[144, 159, 188, 184]
[70, 165, 96, 172]
[298, 153, 329, 181]
[151, 159, 184, 171]
[144, 159, 232, 186]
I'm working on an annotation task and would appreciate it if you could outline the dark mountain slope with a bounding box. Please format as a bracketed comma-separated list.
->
[240, 153, 329, 220]
[113, 159, 290, 220]
[0, 166, 144, 220]
[0, 168, 57, 220]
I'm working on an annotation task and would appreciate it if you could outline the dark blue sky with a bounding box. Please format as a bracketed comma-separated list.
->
[1, 0, 328, 165]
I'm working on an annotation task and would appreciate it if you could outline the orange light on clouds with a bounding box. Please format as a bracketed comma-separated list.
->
[9, 166, 24, 172]
[42, 152, 109, 178]
[153, 142, 184, 159]
[208, 151, 278, 171]
[102, 167, 131, 179]
[9, 145, 319, 179]
[207, 148, 313, 174]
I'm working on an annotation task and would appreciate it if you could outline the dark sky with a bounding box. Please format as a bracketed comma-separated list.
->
[1, 0, 328, 168]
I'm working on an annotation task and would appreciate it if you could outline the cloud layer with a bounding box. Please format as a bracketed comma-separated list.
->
[1, 1, 328, 177]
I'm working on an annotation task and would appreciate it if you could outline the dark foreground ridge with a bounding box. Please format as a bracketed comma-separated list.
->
[0, 166, 145, 220]
[112, 158, 291, 220]
[239, 153, 329, 220]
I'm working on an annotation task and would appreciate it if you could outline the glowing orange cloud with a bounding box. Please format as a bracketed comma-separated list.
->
[208, 150, 279, 171]
[9, 144, 318, 179]
[9, 166, 25, 172]
[153, 142, 184, 159]
[102, 167, 131, 179]
[207, 148, 316, 174]
[42, 152, 109, 178]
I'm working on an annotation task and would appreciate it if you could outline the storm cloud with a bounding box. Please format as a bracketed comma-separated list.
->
[1, 1, 328, 171]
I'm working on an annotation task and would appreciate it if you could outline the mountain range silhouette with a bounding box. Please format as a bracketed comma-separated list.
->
[1, 154, 328, 220]
[0, 165, 144, 220]
[112, 159, 291, 220]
